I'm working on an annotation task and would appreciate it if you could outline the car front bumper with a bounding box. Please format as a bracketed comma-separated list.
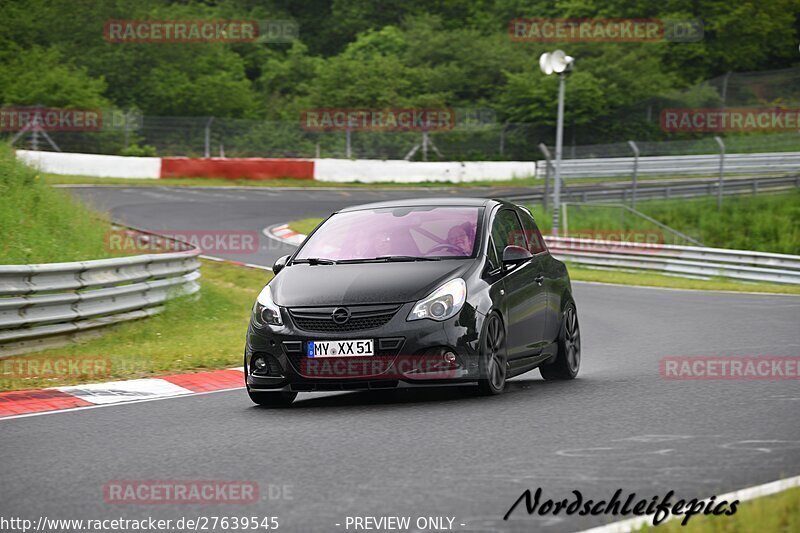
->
[245, 302, 484, 392]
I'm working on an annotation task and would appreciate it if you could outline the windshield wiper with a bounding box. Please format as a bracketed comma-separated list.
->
[376, 255, 441, 262]
[339, 255, 441, 263]
[292, 257, 338, 265]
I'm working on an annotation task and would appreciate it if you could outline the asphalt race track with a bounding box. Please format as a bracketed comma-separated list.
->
[1, 185, 798, 532]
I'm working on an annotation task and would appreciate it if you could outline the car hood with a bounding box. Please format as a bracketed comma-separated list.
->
[270, 260, 474, 307]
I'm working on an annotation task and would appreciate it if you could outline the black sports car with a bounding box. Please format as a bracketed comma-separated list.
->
[245, 197, 580, 406]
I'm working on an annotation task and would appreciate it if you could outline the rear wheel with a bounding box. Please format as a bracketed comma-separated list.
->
[540, 303, 580, 380]
[247, 389, 297, 408]
[477, 313, 507, 395]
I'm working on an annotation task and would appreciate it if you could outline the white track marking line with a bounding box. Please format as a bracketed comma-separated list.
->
[575, 475, 800, 533]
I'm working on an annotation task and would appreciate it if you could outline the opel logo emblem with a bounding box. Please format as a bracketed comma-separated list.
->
[331, 307, 351, 324]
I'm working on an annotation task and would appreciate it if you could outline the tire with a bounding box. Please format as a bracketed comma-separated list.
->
[540, 303, 580, 380]
[247, 389, 297, 408]
[477, 312, 507, 395]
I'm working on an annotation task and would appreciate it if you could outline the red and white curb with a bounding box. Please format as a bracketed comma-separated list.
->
[264, 224, 307, 246]
[0, 368, 245, 420]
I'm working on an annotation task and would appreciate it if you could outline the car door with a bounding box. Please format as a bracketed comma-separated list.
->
[490, 208, 548, 358]
[518, 207, 560, 343]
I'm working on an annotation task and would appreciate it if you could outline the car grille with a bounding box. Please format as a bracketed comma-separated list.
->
[288, 304, 401, 333]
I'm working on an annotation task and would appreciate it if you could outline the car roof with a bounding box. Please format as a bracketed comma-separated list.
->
[339, 197, 508, 212]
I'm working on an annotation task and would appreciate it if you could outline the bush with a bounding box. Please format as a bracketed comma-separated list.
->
[120, 143, 158, 157]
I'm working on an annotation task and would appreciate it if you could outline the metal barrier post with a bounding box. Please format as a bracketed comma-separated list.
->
[538, 143, 553, 212]
[628, 140, 639, 208]
[714, 136, 725, 209]
[552, 72, 566, 236]
[204, 117, 214, 158]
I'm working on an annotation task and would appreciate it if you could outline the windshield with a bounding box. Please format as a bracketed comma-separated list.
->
[294, 206, 481, 262]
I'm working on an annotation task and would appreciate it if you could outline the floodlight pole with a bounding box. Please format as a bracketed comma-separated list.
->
[552, 72, 566, 236]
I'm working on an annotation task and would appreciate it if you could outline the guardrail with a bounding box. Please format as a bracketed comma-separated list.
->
[0, 246, 201, 357]
[546, 237, 800, 285]
[504, 174, 800, 204]
[541, 151, 800, 179]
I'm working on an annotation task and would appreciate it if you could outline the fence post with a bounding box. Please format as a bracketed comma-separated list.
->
[627, 140, 639, 208]
[714, 136, 725, 210]
[204, 117, 214, 158]
[538, 143, 552, 212]
[123, 113, 130, 150]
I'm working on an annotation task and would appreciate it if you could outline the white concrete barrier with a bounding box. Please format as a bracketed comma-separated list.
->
[15, 150, 538, 182]
[313, 158, 537, 183]
[16, 150, 161, 179]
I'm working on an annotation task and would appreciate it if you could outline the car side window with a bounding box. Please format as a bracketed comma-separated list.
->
[518, 208, 548, 254]
[491, 209, 526, 261]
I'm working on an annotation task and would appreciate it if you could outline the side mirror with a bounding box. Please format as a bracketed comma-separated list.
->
[272, 255, 290, 275]
[502, 245, 532, 268]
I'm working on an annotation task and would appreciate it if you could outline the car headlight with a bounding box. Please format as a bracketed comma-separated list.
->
[407, 278, 467, 322]
[254, 285, 283, 326]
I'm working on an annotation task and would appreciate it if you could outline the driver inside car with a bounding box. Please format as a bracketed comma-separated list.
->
[446, 224, 473, 255]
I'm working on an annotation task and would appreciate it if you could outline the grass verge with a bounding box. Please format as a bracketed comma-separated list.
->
[637, 486, 799, 532]
[0, 259, 270, 392]
[288, 217, 324, 235]
[528, 190, 800, 254]
[567, 264, 800, 295]
[0, 146, 124, 263]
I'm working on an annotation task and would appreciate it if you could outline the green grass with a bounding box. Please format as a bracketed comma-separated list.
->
[528, 191, 800, 254]
[637, 486, 799, 532]
[0, 259, 270, 391]
[289, 217, 324, 235]
[568, 264, 800, 295]
[0, 146, 125, 263]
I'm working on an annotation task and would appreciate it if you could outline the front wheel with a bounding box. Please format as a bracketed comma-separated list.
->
[540, 303, 580, 380]
[247, 390, 297, 408]
[477, 313, 507, 395]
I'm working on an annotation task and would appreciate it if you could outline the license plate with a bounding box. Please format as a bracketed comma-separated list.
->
[307, 339, 374, 358]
